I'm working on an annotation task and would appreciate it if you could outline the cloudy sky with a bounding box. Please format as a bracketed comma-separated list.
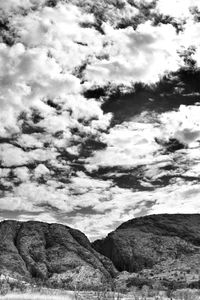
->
[1, 0, 200, 240]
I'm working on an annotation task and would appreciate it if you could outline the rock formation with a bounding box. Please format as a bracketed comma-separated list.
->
[92, 214, 200, 286]
[0, 220, 117, 289]
[2, 215, 200, 290]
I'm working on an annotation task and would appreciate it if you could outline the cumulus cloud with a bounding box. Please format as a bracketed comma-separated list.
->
[85, 21, 181, 85]
[1, 102, 200, 238]
[1, 0, 199, 135]
[86, 120, 161, 169]
[59, 179, 200, 239]
[86, 104, 200, 191]
[160, 105, 200, 146]
[0, 0, 46, 12]
[0, 42, 80, 126]
[2, 166, 200, 239]
[1, 0, 200, 239]
[0, 3, 109, 136]
[156, 0, 200, 20]
[0, 144, 30, 167]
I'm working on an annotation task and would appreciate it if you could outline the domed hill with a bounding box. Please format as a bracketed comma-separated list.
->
[0, 220, 117, 289]
[92, 214, 200, 280]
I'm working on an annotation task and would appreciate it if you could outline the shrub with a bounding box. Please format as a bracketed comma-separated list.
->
[126, 277, 153, 289]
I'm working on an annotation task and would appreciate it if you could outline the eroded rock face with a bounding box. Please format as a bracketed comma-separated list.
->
[0, 220, 117, 288]
[92, 214, 200, 274]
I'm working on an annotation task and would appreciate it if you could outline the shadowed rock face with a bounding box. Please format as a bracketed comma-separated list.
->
[92, 214, 200, 273]
[0, 220, 117, 288]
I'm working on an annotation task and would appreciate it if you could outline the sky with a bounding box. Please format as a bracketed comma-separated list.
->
[1, 0, 200, 240]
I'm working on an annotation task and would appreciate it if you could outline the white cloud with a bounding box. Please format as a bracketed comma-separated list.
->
[0, 2, 112, 142]
[85, 21, 181, 85]
[17, 134, 43, 149]
[0, 143, 58, 167]
[2, 0, 200, 239]
[87, 104, 200, 172]
[19, 212, 58, 224]
[2, 103, 199, 238]
[86, 119, 161, 169]
[14, 4, 101, 69]
[1, 0, 200, 137]
[160, 105, 200, 145]
[0, 144, 29, 167]
[34, 164, 50, 178]
[65, 179, 200, 239]
[150, 181, 200, 215]
[1, 157, 200, 239]
[0, 42, 81, 134]
[14, 167, 30, 181]
[0, 0, 46, 12]
[156, 0, 200, 19]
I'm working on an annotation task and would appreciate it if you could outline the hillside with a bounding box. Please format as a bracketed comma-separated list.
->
[0, 220, 117, 289]
[92, 214, 200, 288]
[2, 215, 200, 291]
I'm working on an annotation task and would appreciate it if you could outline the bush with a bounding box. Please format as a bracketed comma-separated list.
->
[0, 276, 28, 295]
[173, 289, 200, 300]
[126, 277, 153, 289]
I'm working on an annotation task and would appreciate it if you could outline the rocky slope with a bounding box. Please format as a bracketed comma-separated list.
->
[2, 215, 200, 291]
[0, 220, 117, 289]
[92, 214, 200, 287]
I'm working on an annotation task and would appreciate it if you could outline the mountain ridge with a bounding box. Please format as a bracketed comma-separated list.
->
[2, 214, 200, 290]
[0, 220, 117, 289]
[92, 214, 200, 288]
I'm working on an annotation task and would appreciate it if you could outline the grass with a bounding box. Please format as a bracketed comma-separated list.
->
[0, 287, 75, 300]
[0, 291, 123, 300]
[2, 276, 200, 300]
[0, 293, 74, 300]
[1, 292, 200, 300]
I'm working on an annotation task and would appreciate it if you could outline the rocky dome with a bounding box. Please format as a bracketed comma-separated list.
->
[92, 214, 200, 281]
[0, 220, 117, 289]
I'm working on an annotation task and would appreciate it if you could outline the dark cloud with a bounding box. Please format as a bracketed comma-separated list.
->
[0, 209, 42, 219]
[101, 67, 200, 124]
[0, 14, 18, 46]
